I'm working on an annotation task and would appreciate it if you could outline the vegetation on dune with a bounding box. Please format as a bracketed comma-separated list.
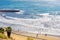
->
[0, 33, 7, 39]
[0, 27, 8, 40]
[0, 27, 12, 40]
[0, 27, 4, 34]
[6, 27, 12, 38]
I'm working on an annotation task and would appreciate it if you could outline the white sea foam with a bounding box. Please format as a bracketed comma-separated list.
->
[15, 10, 24, 14]
[0, 13, 60, 36]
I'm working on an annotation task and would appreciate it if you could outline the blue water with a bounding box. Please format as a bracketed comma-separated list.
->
[0, 0, 60, 18]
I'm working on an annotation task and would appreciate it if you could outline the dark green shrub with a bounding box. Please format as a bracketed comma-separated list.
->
[0, 28, 4, 34]
[6, 27, 12, 38]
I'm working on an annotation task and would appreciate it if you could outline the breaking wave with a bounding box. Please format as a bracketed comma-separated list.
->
[0, 11, 60, 36]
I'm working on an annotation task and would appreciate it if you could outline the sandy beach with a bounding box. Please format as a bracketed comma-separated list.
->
[4, 32, 60, 40]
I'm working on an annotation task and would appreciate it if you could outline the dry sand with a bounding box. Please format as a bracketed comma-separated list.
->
[4, 32, 60, 40]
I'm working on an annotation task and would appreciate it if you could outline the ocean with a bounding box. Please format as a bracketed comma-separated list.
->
[0, 0, 60, 36]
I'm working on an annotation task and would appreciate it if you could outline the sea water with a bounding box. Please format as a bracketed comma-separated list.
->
[0, 0, 60, 36]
